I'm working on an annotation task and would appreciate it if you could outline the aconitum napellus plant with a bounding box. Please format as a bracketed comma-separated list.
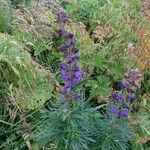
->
[108, 68, 142, 117]
[56, 10, 84, 103]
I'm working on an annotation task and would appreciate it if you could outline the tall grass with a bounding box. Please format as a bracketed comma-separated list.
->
[0, 0, 12, 33]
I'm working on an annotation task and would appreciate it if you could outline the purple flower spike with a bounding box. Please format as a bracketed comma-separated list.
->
[59, 45, 68, 52]
[107, 68, 141, 119]
[72, 47, 79, 53]
[72, 64, 80, 71]
[126, 94, 136, 100]
[60, 70, 69, 81]
[64, 81, 72, 90]
[59, 89, 66, 95]
[68, 54, 79, 63]
[112, 93, 124, 102]
[125, 69, 142, 87]
[66, 38, 76, 47]
[118, 109, 128, 117]
[74, 70, 83, 82]
[63, 51, 69, 58]
[68, 32, 74, 38]
[56, 28, 66, 37]
[59, 62, 68, 70]
[109, 106, 118, 114]
[57, 11, 68, 23]
[122, 103, 130, 109]
[116, 80, 127, 89]
[57, 11, 83, 101]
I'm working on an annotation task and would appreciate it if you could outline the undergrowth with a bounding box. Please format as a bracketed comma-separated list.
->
[0, 0, 150, 149]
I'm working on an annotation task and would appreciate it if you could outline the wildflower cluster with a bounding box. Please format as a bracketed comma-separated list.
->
[109, 69, 142, 117]
[56, 11, 83, 103]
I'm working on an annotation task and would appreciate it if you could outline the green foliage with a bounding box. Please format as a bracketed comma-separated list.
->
[85, 75, 112, 100]
[33, 101, 99, 150]
[92, 115, 131, 150]
[64, 0, 109, 28]
[0, 0, 149, 149]
[130, 110, 150, 150]
[64, 0, 142, 29]
[137, 111, 150, 136]
[33, 101, 132, 150]
[0, 33, 54, 110]
[80, 48, 127, 101]
[10, 0, 31, 5]
[141, 69, 150, 94]
[0, 33, 54, 149]
[91, 49, 127, 80]
[0, 0, 12, 33]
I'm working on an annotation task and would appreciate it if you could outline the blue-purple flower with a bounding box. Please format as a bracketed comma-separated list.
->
[122, 103, 130, 109]
[112, 93, 124, 102]
[116, 80, 127, 89]
[126, 94, 136, 100]
[109, 69, 140, 118]
[118, 109, 128, 117]
[59, 89, 66, 95]
[109, 105, 118, 114]
[57, 10, 69, 24]
[56, 28, 66, 37]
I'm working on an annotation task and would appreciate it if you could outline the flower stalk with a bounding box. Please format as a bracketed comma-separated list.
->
[56, 11, 83, 103]
[108, 68, 142, 117]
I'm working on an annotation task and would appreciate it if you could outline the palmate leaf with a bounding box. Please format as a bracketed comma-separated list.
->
[109, 55, 127, 80]
[91, 49, 126, 80]
[92, 52, 108, 71]
[85, 75, 112, 100]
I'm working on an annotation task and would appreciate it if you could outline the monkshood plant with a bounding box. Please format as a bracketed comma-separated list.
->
[56, 11, 84, 103]
[91, 69, 142, 150]
[109, 68, 142, 117]
[33, 11, 98, 150]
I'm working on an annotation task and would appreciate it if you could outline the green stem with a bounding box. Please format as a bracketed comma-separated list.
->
[0, 119, 16, 126]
